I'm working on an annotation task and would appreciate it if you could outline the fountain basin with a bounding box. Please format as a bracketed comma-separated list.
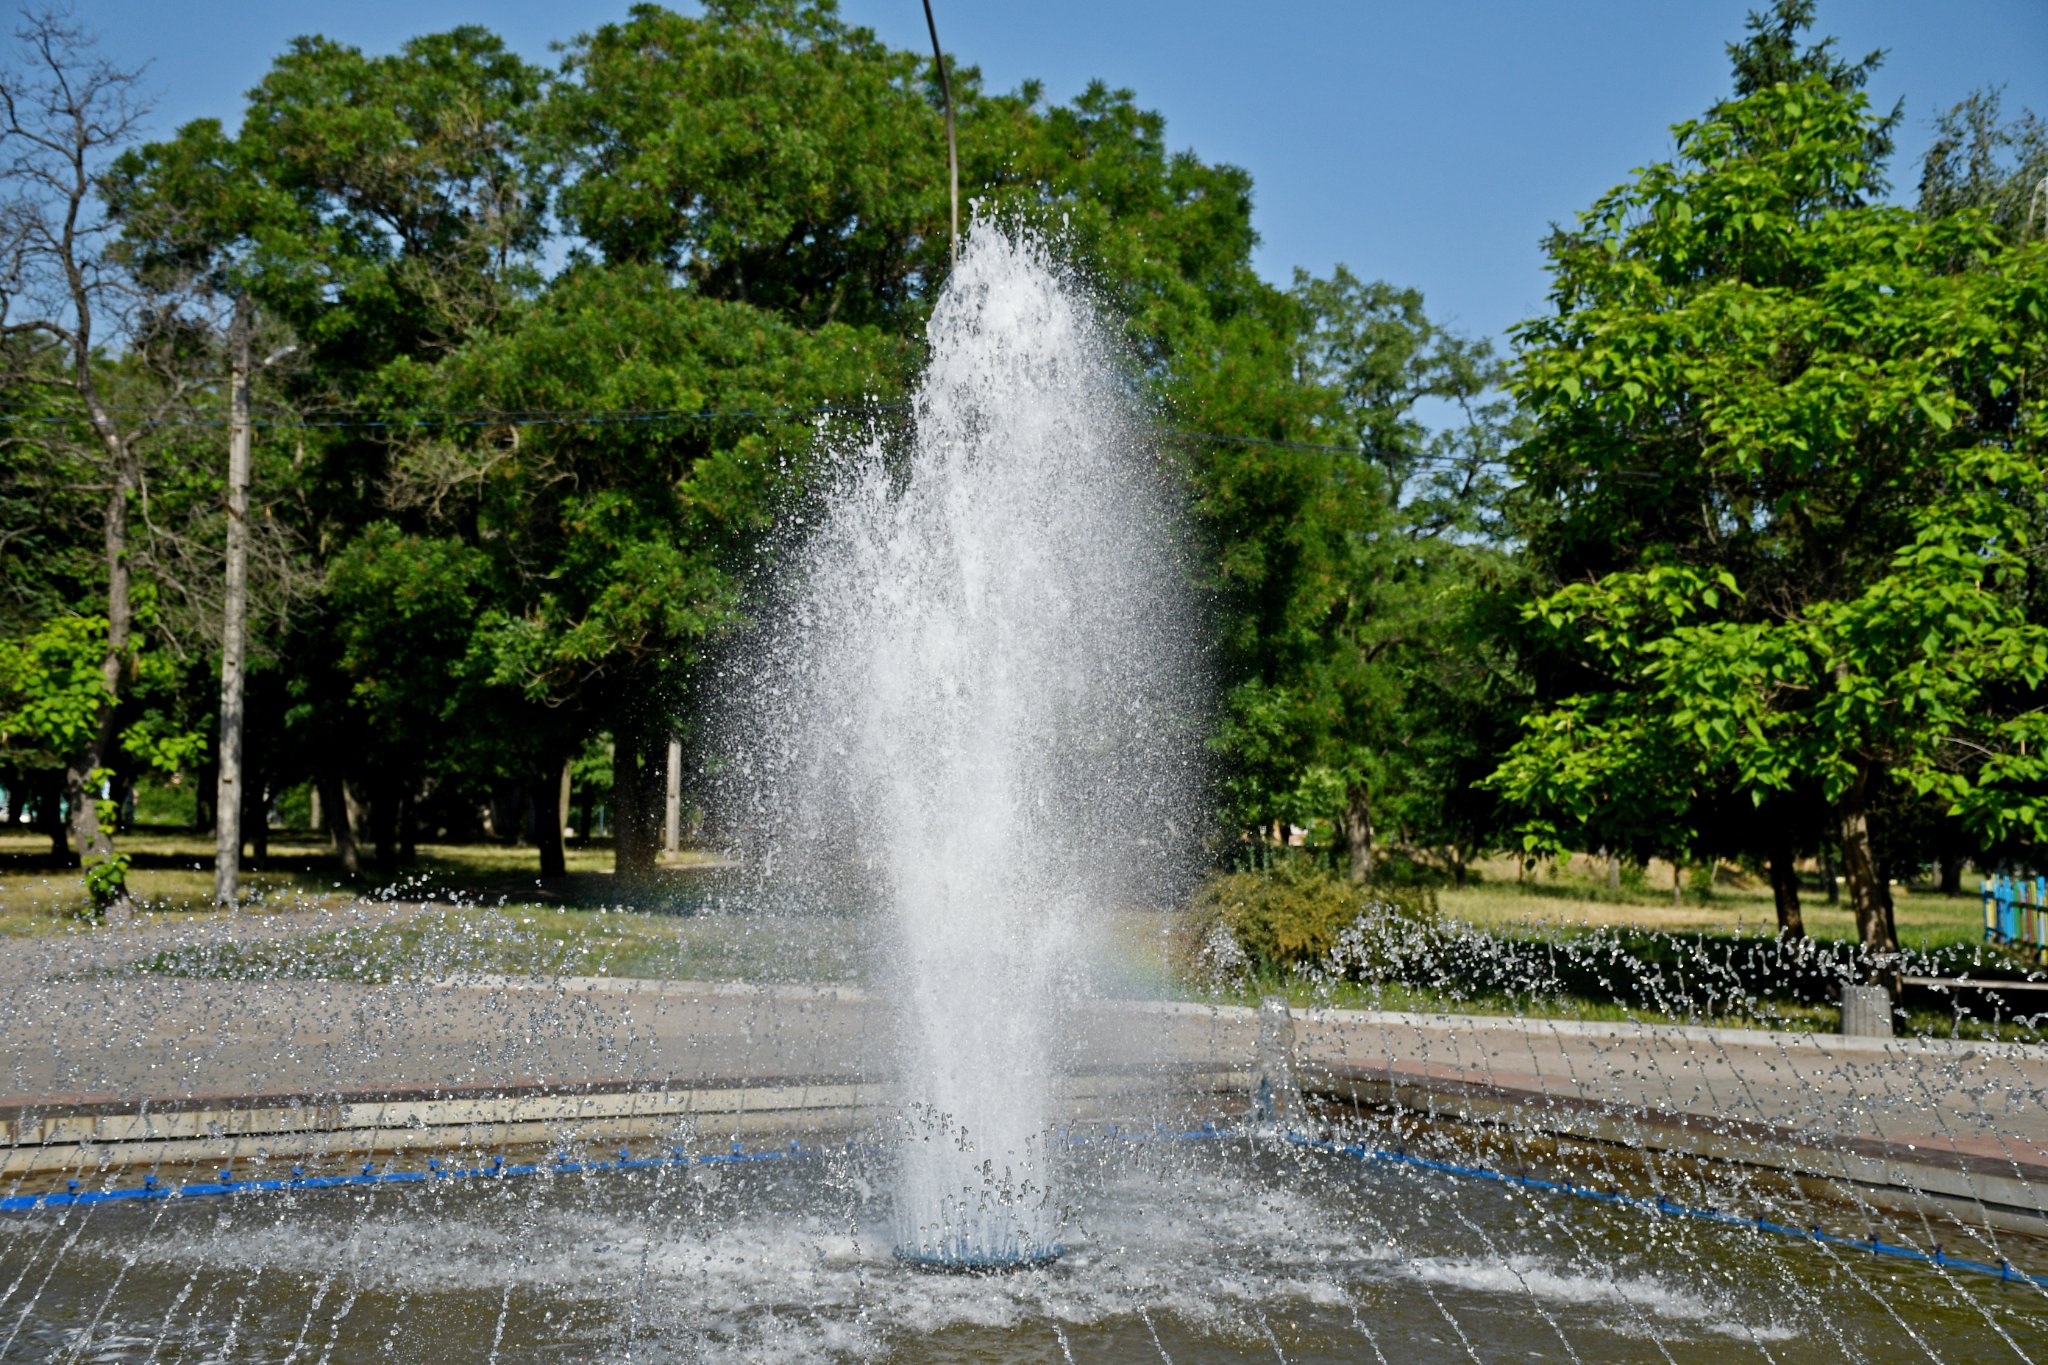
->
[3, 1122, 2038, 1363]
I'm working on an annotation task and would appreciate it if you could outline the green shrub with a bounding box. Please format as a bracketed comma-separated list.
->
[1174, 859, 1438, 984]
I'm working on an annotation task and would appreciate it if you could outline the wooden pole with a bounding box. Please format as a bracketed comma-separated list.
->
[921, 0, 959, 265]
[213, 296, 254, 906]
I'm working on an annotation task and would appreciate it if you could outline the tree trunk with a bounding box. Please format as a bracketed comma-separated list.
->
[1837, 765, 1898, 961]
[213, 298, 254, 906]
[193, 754, 216, 836]
[1672, 859, 1683, 906]
[319, 772, 359, 877]
[559, 760, 572, 842]
[612, 722, 656, 882]
[47, 805, 71, 861]
[308, 782, 322, 834]
[62, 763, 98, 863]
[1767, 839, 1805, 940]
[1938, 853, 1963, 898]
[1341, 782, 1373, 884]
[36, 776, 73, 864]
[111, 771, 133, 833]
[536, 756, 568, 879]
[246, 774, 268, 868]
[371, 777, 400, 880]
[1821, 843, 1839, 904]
[399, 784, 417, 863]
[57, 400, 136, 914]
[664, 733, 683, 856]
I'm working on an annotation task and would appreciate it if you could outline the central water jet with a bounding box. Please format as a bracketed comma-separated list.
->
[730, 224, 1200, 1269]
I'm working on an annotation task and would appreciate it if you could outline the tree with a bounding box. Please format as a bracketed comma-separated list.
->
[1196, 266, 1516, 881]
[108, 25, 552, 874]
[0, 12, 220, 908]
[1490, 3, 2048, 952]
[379, 262, 894, 878]
[96, 2, 1535, 894]
[1920, 88, 2047, 244]
[545, 0, 946, 331]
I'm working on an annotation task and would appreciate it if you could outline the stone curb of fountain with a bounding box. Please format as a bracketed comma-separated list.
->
[1307, 1059, 2048, 1236]
[0, 1062, 1242, 1181]
[0, 1075, 880, 1180]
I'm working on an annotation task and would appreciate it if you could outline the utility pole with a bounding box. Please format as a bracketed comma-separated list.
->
[213, 296, 254, 906]
[921, 0, 959, 265]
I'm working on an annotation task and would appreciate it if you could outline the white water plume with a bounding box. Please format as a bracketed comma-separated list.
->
[722, 224, 1204, 1263]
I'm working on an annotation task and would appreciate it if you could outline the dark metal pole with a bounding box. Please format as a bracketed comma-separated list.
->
[921, 0, 959, 265]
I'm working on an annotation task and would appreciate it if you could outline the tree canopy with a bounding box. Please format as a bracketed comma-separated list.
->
[0, 0, 2037, 918]
[1489, 4, 2048, 948]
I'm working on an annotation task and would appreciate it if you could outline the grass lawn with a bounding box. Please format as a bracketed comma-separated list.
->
[1438, 852, 1990, 955]
[0, 825, 868, 985]
[9, 828, 2032, 1042]
[0, 826, 727, 929]
[128, 903, 874, 986]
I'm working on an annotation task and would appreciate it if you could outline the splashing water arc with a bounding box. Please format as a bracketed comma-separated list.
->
[736, 224, 1198, 1266]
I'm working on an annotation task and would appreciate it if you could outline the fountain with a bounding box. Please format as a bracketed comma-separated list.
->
[0, 222, 2043, 1362]
[721, 222, 1202, 1269]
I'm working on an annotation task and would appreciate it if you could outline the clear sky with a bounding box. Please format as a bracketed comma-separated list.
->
[73, 0, 2048, 352]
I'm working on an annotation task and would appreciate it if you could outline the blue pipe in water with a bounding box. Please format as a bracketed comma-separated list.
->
[2, 1122, 2037, 1292]
[1280, 1130, 2048, 1291]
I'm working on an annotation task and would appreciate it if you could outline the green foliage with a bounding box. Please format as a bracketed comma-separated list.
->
[0, 616, 109, 766]
[1193, 266, 1521, 869]
[388, 262, 895, 711]
[326, 523, 491, 747]
[1919, 88, 2048, 244]
[81, 851, 131, 916]
[107, 26, 548, 361]
[0, 612, 202, 777]
[1492, 6, 2048, 893]
[546, 0, 942, 329]
[1176, 859, 1438, 981]
[48, 0, 2034, 912]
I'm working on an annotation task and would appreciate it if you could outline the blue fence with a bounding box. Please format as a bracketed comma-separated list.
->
[1983, 874, 2048, 958]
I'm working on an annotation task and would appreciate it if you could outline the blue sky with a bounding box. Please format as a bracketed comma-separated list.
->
[76, 0, 2048, 352]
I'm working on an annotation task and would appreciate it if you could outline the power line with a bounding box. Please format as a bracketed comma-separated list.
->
[0, 401, 912, 431]
[1163, 427, 1514, 471]
[0, 398, 1669, 482]
[2, 401, 1484, 465]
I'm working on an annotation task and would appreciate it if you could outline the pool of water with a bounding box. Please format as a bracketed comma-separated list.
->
[3, 1133, 2040, 1362]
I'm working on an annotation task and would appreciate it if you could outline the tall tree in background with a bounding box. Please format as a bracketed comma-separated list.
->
[380, 266, 892, 879]
[545, 0, 947, 331]
[1919, 89, 2047, 245]
[109, 25, 551, 873]
[1491, 1, 2048, 950]
[0, 13, 214, 910]
[1199, 268, 1516, 880]
[75, 0, 1555, 894]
